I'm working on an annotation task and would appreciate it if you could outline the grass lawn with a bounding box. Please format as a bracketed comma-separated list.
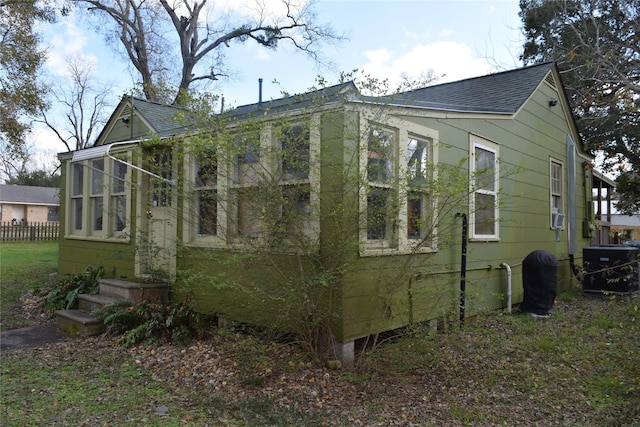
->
[0, 241, 58, 330]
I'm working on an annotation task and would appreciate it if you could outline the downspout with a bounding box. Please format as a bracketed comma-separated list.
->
[567, 135, 581, 282]
[500, 263, 512, 314]
[456, 213, 468, 326]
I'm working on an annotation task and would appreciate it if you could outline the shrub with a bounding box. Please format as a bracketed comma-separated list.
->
[43, 266, 105, 312]
[96, 297, 214, 347]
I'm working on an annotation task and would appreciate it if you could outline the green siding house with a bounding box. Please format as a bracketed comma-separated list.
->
[57, 62, 595, 363]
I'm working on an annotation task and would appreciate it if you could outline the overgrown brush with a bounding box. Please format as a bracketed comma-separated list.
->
[96, 297, 214, 347]
[43, 266, 105, 312]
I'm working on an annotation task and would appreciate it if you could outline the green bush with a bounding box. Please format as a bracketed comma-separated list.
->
[43, 266, 105, 312]
[96, 298, 214, 347]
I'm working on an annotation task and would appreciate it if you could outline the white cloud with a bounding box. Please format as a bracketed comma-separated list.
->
[439, 29, 454, 38]
[360, 41, 494, 89]
[44, 11, 98, 78]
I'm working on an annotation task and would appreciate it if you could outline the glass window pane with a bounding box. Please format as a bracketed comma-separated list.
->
[73, 199, 83, 230]
[407, 137, 428, 182]
[113, 161, 126, 194]
[551, 163, 562, 194]
[112, 195, 126, 231]
[281, 186, 311, 237]
[367, 187, 391, 239]
[91, 159, 104, 195]
[234, 133, 261, 185]
[475, 193, 495, 235]
[368, 128, 395, 184]
[407, 191, 424, 240]
[280, 125, 310, 180]
[198, 191, 217, 235]
[236, 189, 261, 238]
[475, 147, 495, 191]
[151, 152, 172, 207]
[72, 163, 84, 196]
[92, 197, 103, 231]
[196, 152, 217, 187]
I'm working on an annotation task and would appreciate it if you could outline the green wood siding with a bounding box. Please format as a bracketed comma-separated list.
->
[58, 75, 591, 344]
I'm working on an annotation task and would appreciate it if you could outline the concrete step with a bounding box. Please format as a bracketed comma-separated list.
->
[99, 279, 169, 304]
[55, 309, 105, 337]
[78, 293, 123, 313]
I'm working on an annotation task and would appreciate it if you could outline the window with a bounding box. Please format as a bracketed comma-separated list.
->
[67, 153, 130, 239]
[406, 136, 431, 241]
[277, 124, 312, 240]
[195, 149, 218, 236]
[149, 150, 172, 207]
[278, 124, 310, 181]
[71, 163, 84, 231]
[91, 159, 104, 233]
[112, 160, 127, 232]
[359, 118, 438, 255]
[187, 117, 320, 250]
[47, 207, 60, 222]
[366, 126, 396, 242]
[470, 136, 499, 239]
[550, 159, 564, 229]
[231, 132, 262, 238]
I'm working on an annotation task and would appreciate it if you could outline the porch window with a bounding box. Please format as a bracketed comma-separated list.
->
[232, 133, 262, 238]
[470, 136, 499, 239]
[111, 160, 127, 232]
[71, 163, 84, 231]
[195, 149, 218, 236]
[276, 123, 311, 241]
[366, 126, 396, 243]
[550, 159, 564, 229]
[406, 136, 431, 241]
[187, 117, 320, 250]
[91, 159, 104, 233]
[67, 153, 131, 240]
[278, 124, 310, 181]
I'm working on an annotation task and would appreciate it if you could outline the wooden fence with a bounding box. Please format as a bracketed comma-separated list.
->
[0, 222, 59, 241]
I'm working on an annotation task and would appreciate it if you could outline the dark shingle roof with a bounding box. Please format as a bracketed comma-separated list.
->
[226, 82, 358, 119]
[131, 98, 203, 137]
[366, 62, 556, 114]
[0, 185, 59, 205]
[94, 63, 556, 146]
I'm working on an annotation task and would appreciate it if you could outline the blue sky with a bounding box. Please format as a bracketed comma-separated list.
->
[34, 0, 524, 163]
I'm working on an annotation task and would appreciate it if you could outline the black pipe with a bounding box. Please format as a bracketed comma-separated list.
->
[456, 212, 468, 326]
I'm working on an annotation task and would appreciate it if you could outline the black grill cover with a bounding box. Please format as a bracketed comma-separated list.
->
[520, 250, 558, 316]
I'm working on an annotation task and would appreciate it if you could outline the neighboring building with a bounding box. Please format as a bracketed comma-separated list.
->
[0, 184, 60, 223]
[611, 214, 640, 243]
[57, 62, 598, 362]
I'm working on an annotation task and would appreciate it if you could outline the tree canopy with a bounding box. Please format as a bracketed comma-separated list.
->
[0, 0, 55, 154]
[73, 0, 341, 106]
[5, 169, 60, 187]
[519, 0, 640, 214]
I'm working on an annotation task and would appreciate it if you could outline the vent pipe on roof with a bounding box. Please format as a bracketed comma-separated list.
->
[258, 78, 263, 105]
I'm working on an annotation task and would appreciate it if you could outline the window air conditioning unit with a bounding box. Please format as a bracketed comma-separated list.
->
[552, 212, 565, 229]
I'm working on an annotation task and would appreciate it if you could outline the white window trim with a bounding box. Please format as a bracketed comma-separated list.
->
[550, 158, 565, 230]
[361, 122, 398, 252]
[469, 135, 499, 241]
[400, 132, 438, 253]
[185, 114, 321, 252]
[359, 112, 439, 256]
[65, 151, 132, 242]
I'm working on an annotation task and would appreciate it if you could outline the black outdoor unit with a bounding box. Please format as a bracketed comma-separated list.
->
[520, 250, 558, 316]
[583, 245, 640, 293]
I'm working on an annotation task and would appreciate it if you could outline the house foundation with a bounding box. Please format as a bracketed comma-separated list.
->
[333, 340, 355, 368]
